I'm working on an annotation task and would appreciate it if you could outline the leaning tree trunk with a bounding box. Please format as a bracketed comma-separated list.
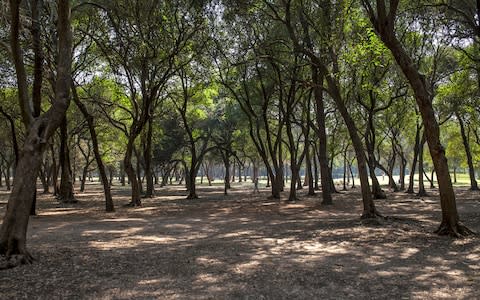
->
[0, 0, 72, 267]
[457, 113, 479, 191]
[72, 83, 114, 211]
[327, 79, 377, 218]
[368, 9, 471, 235]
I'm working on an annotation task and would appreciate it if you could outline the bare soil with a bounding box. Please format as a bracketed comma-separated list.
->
[0, 183, 479, 299]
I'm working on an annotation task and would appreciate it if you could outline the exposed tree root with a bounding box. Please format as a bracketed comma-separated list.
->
[373, 191, 387, 199]
[361, 209, 384, 219]
[56, 195, 78, 203]
[416, 190, 428, 197]
[285, 197, 299, 204]
[123, 201, 142, 207]
[0, 252, 35, 270]
[434, 221, 475, 238]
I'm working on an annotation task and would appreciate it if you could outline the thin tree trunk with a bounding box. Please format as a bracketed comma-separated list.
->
[124, 135, 141, 206]
[406, 124, 421, 194]
[417, 134, 427, 197]
[312, 67, 332, 204]
[306, 145, 315, 196]
[143, 118, 155, 197]
[457, 113, 479, 190]
[58, 118, 75, 203]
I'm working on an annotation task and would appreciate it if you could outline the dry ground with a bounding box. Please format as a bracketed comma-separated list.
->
[0, 182, 480, 299]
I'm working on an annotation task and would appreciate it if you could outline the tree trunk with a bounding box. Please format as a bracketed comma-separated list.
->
[135, 147, 144, 195]
[238, 162, 242, 183]
[80, 164, 88, 192]
[72, 83, 114, 211]
[4, 165, 11, 191]
[326, 79, 377, 218]
[313, 148, 319, 190]
[186, 164, 198, 199]
[120, 162, 126, 186]
[406, 124, 421, 194]
[342, 147, 348, 191]
[143, 118, 155, 197]
[417, 135, 427, 197]
[124, 136, 141, 206]
[457, 113, 479, 190]
[0, 0, 72, 266]
[223, 154, 231, 195]
[288, 165, 299, 202]
[312, 67, 332, 204]
[349, 160, 356, 188]
[306, 145, 315, 196]
[399, 150, 407, 190]
[58, 118, 76, 203]
[368, 6, 471, 235]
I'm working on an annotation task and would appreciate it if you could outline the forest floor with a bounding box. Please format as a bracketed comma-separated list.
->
[0, 182, 480, 299]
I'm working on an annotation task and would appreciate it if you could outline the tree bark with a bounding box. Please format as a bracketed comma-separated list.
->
[457, 113, 479, 190]
[143, 118, 155, 197]
[417, 134, 428, 197]
[124, 134, 141, 206]
[311, 46, 332, 204]
[406, 123, 422, 194]
[305, 145, 315, 196]
[58, 118, 76, 203]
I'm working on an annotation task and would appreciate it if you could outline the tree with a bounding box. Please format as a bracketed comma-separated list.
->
[0, 0, 72, 267]
[362, 0, 472, 236]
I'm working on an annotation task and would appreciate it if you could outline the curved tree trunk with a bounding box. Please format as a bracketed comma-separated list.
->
[364, 3, 471, 235]
[326, 78, 377, 218]
[72, 83, 114, 211]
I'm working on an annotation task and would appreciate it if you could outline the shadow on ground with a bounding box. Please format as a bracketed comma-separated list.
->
[0, 183, 479, 299]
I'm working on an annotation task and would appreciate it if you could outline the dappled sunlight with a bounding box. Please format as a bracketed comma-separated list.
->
[1, 183, 479, 299]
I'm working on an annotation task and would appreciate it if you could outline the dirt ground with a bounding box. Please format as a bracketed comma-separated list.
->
[0, 182, 479, 299]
